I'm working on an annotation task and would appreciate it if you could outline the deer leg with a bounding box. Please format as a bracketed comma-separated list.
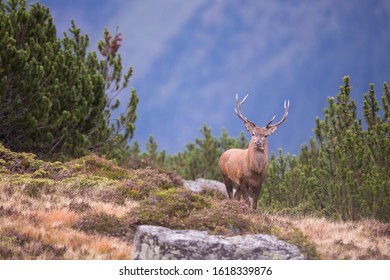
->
[251, 186, 263, 210]
[223, 178, 234, 199]
[233, 188, 241, 200]
[239, 184, 251, 207]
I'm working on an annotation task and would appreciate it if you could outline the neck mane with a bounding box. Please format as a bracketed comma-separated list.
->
[247, 140, 268, 174]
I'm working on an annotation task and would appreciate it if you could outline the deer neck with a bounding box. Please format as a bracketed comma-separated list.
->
[247, 141, 268, 174]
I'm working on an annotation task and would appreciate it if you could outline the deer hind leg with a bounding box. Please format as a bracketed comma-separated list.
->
[223, 178, 234, 199]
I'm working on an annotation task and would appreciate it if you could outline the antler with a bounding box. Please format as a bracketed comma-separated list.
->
[266, 100, 290, 128]
[235, 94, 256, 127]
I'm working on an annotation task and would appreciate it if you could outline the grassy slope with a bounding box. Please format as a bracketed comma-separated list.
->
[0, 144, 388, 260]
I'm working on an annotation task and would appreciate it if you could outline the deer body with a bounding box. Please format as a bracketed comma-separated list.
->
[218, 94, 289, 209]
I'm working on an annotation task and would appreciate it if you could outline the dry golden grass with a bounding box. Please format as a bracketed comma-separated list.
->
[274, 216, 390, 259]
[89, 200, 139, 218]
[0, 176, 133, 259]
[41, 209, 79, 229]
[0, 204, 132, 259]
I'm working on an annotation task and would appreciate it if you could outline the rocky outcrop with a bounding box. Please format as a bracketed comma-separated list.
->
[133, 225, 305, 260]
[183, 178, 228, 198]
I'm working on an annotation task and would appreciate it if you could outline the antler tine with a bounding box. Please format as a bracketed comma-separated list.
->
[235, 94, 256, 126]
[265, 115, 276, 127]
[239, 93, 249, 104]
[266, 100, 290, 128]
[235, 93, 249, 112]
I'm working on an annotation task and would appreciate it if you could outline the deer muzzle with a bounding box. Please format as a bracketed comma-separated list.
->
[254, 139, 264, 151]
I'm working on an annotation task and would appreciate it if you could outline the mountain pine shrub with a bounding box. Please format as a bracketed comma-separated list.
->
[262, 77, 390, 221]
[0, 0, 138, 160]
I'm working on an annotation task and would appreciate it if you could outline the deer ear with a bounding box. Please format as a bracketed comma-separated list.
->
[244, 122, 255, 133]
[266, 126, 278, 136]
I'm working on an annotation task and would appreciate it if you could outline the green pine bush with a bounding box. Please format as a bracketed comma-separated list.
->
[262, 77, 390, 221]
[0, 0, 138, 161]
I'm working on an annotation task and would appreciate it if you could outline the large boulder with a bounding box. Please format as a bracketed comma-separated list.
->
[183, 178, 229, 198]
[133, 225, 305, 260]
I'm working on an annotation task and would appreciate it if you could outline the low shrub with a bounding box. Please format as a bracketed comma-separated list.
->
[0, 228, 66, 260]
[73, 212, 133, 241]
[128, 188, 210, 229]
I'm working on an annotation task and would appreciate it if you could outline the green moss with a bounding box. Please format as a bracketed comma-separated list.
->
[52, 161, 63, 170]
[59, 176, 126, 204]
[133, 167, 182, 190]
[68, 155, 131, 180]
[185, 200, 256, 235]
[6, 174, 55, 199]
[120, 178, 158, 200]
[0, 143, 43, 171]
[130, 188, 211, 228]
[0, 167, 9, 174]
[0, 143, 68, 179]
[130, 190, 255, 234]
[72, 163, 85, 172]
[153, 188, 210, 216]
[128, 188, 267, 237]
[62, 175, 117, 189]
[119, 169, 181, 201]
[32, 168, 49, 178]
[22, 178, 54, 198]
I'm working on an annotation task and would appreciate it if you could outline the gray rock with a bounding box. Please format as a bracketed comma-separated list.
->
[133, 225, 305, 260]
[183, 178, 229, 198]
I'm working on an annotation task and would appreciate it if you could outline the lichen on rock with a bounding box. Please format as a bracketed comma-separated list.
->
[133, 225, 305, 260]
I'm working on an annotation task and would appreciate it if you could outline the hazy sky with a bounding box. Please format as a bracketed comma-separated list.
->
[27, 0, 390, 155]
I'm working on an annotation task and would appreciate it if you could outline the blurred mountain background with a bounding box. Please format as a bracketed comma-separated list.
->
[29, 0, 390, 155]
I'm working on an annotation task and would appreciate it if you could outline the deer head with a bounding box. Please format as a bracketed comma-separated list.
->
[235, 94, 289, 152]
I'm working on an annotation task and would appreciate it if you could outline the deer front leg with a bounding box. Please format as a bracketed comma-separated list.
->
[238, 184, 250, 207]
[251, 185, 263, 210]
[233, 188, 241, 200]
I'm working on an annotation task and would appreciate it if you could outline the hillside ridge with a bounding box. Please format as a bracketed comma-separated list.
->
[0, 144, 388, 260]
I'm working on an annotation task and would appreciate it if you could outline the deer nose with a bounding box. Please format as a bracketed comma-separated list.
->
[254, 139, 261, 146]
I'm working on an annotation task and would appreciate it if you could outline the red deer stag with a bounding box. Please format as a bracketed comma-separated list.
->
[218, 94, 289, 209]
